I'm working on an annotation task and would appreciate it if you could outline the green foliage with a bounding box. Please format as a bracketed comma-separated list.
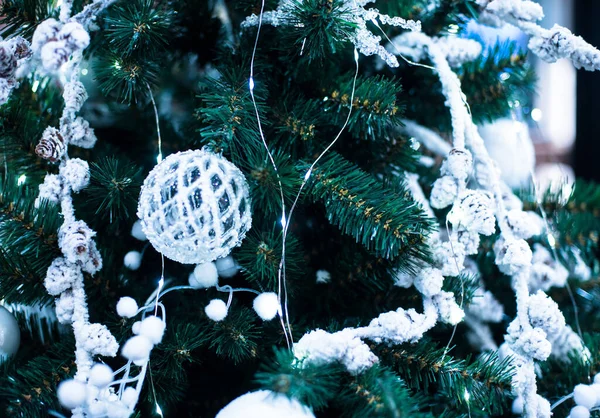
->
[377, 339, 514, 416]
[442, 273, 480, 307]
[206, 306, 262, 364]
[95, 0, 172, 103]
[104, 0, 172, 58]
[236, 229, 304, 291]
[81, 156, 143, 231]
[255, 348, 343, 410]
[0, 0, 54, 38]
[322, 75, 404, 140]
[0, 174, 60, 305]
[282, 0, 357, 63]
[302, 152, 432, 262]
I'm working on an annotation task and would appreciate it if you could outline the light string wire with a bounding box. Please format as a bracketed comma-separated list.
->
[247, 0, 292, 348]
[247, 1, 360, 349]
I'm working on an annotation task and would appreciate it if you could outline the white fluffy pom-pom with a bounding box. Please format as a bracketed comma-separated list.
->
[574, 384, 597, 409]
[594, 373, 600, 384]
[122, 386, 139, 407]
[189, 262, 219, 288]
[570, 406, 591, 418]
[123, 251, 142, 271]
[511, 396, 524, 415]
[139, 315, 166, 345]
[253, 292, 280, 321]
[316, 269, 331, 284]
[131, 220, 147, 241]
[116, 297, 138, 318]
[215, 256, 238, 278]
[60, 158, 90, 192]
[216, 390, 315, 418]
[205, 299, 228, 322]
[121, 335, 153, 362]
[89, 363, 114, 387]
[132, 321, 142, 335]
[57, 379, 87, 409]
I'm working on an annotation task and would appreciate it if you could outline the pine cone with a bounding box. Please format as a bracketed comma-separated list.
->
[36, 127, 66, 162]
[0, 44, 17, 79]
[58, 220, 96, 263]
[11, 36, 32, 60]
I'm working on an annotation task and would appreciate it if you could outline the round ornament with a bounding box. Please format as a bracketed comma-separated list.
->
[137, 149, 252, 264]
[0, 305, 20, 360]
[216, 390, 315, 418]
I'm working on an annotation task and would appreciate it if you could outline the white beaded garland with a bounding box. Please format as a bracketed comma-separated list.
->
[138, 150, 252, 264]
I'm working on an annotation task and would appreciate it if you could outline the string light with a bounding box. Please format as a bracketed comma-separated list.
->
[17, 174, 27, 186]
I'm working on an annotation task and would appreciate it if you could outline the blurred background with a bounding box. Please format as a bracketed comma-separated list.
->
[472, 0, 599, 193]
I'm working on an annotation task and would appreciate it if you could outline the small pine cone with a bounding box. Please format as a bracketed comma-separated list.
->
[44, 257, 81, 295]
[81, 240, 103, 275]
[58, 22, 90, 51]
[9, 36, 32, 60]
[80, 323, 118, 357]
[36, 174, 63, 207]
[0, 44, 17, 79]
[31, 18, 61, 53]
[430, 175, 458, 209]
[63, 80, 88, 112]
[448, 190, 496, 236]
[0, 78, 15, 105]
[442, 148, 473, 181]
[36, 127, 66, 162]
[62, 116, 97, 149]
[55, 291, 75, 324]
[40, 40, 70, 71]
[59, 158, 90, 192]
[59, 220, 96, 263]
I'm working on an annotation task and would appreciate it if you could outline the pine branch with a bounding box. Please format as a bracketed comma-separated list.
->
[0, 0, 54, 38]
[236, 229, 304, 291]
[302, 152, 432, 263]
[321, 75, 404, 141]
[376, 338, 514, 416]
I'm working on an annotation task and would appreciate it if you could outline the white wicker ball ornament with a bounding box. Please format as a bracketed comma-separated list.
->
[137, 149, 252, 264]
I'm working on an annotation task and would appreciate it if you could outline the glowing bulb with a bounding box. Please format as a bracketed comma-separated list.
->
[17, 174, 26, 186]
[464, 389, 470, 402]
[156, 153, 163, 163]
[249, 77, 255, 91]
[500, 72, 510, 81]
[81, 68, 88, 76]
[531, 108, 543, 122]
[448, 24, 459, 34]
[31, 80, 40, 93]
[114, 60, 121, 70]
[547, 233, 556, 248]
[304, 168, 312, 181]
[156, 403, 164, 417]
[281, 214, 287, 228]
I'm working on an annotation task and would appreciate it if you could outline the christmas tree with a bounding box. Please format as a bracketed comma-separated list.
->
[0, 0, 599, 417]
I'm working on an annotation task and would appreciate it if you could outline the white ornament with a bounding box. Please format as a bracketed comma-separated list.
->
[123, 251, 142, 271]
[189, 262, 219, 288]
[138, 316, 166, 345]
[137, 149, 252, 264]
[574, 384, 597, 409]
[512, 396, 524, 414]
[37, 174, 62, 205]
[89, 363, 114, 387]
[63, 80, 88, 112]
[253, 292, 280, 321]
[448, 190, 496, 236]
[393, 270, 414, 288]
[216, 390, 315, 418]
[60, 158, 90, 192]
[131, 220, 147, 241]
[63, 117, 97, 149]
[0, 306, 20, 360]
[442, 148, 473, 181]
[131, 321, 142, 335]
[116, 297, 138, 318]
[570, 406, 591, 418]
[57, 379, 87, 409]
[55, 291, 75, 324]
[495, 238, 532, 276]
[432, 291, 465, 325]
[215, 255, 238, 278]
[205, 299, 228, 321]
[527, 291, 565, 335]
[478, 119, 535, 188]
[506, 210, 543, 240]
[81, 323, 118, 356]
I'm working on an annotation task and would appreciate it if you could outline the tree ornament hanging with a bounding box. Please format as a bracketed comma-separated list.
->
[217, 390, 315, 418]
[137, 149, 252, 264]
[0, 306, 20, 361]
